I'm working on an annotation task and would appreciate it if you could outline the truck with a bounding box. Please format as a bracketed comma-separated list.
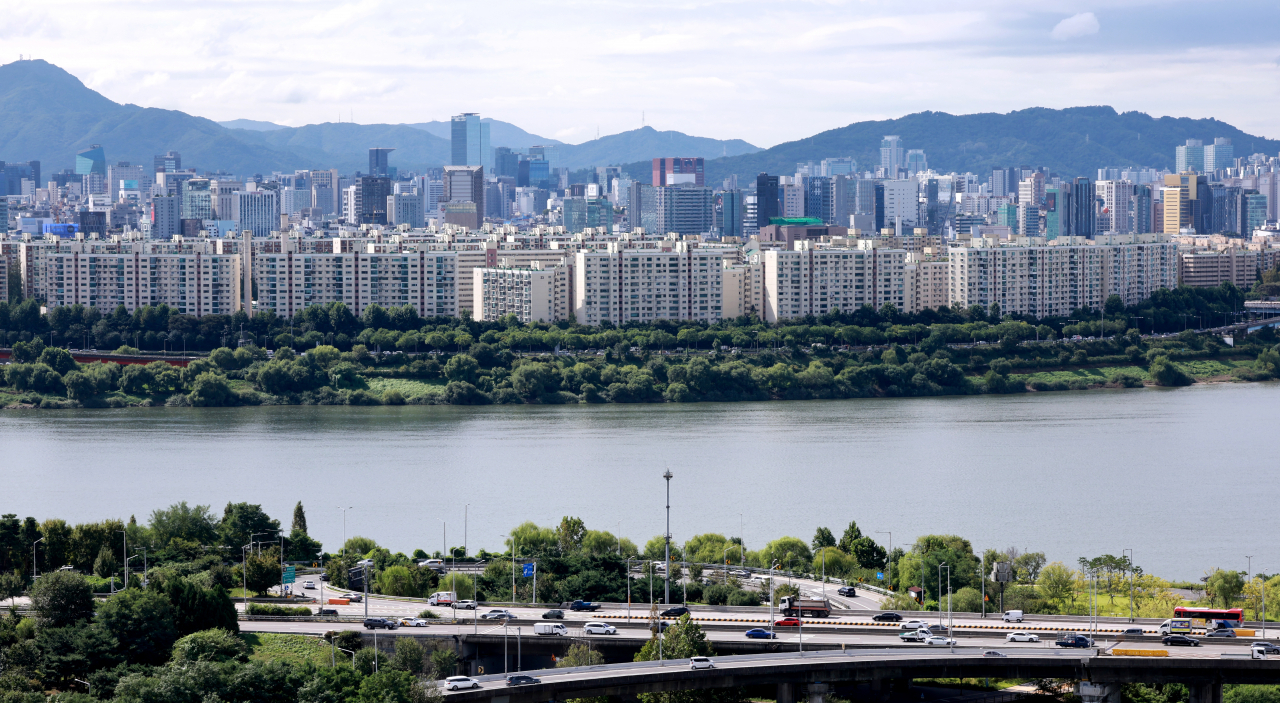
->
[568, 600, 601, 612]
[1159, 619, 1193, 635]
[533, 622, 568, 636]
[1055, 633, 1095, 648]
[427, 591, 456, 606]
[778, 596, 831, 618]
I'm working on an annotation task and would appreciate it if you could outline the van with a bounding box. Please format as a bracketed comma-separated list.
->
[1002, 610, 1024, 623]
[534, 622, 568, 636]
[428, 591, 456, 606]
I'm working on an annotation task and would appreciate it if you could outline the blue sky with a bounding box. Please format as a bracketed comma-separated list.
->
[5, 0, 1278, 147]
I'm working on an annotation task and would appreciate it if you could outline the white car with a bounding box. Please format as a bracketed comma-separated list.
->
[584, 622, 617, 635]
[445, 676, 480, 690]
[1006, 631, 1039, 642]
[900, 620, 929, 630]
[302, 580, 316, 589]
[400, 618, 429, 627]
[925, 635, 957, 646]
[455, 600, 478, 610]
[690, 656, 714, 670]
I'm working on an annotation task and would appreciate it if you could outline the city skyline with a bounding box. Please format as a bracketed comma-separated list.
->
[5, 1, 1280, 147]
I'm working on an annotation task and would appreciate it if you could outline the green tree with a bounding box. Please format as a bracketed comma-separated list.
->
[848, 537, 888, 570]
[388, 636, 426, 675]
[443, 354, 480, 383]
[556, 516, 587, 553]
[29, 570, 96, 628]
[241, 549, 283, 596]
[187, 371, 235, 406]
[219, 502, 280, 553]
[292, 502, 308, 534]
[811, 527, 836, 552]
[343, 535, 379, 557]
[0, 570, 26, 606]
[377, 566, 421, 597]
[1037, 561, 1076, 611]
[837, 521, 863, 553]
[759, 537, 811, 571]
[1013, 551, 1048, 583]
[92, 544, 118, 579]
[1206, 569, 1246, 609]
[558, 641, 606, 668]
[170, 628, 248, 663]
[149, 502, 219, 547]
[1149, 355, 1195, 387]
[96, 588, 179, 665]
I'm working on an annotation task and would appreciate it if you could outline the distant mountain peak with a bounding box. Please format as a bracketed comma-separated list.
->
[219, 119, 288, 132]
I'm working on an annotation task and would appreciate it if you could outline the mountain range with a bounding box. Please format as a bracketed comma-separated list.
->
[0, 59, 758, 175]
[695, 107, 1280, 186]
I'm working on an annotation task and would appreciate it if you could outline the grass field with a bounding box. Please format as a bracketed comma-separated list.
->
[1012, 358, 1253, 386]
[240, 633, 334, 666]
[363, 377, 445, 399]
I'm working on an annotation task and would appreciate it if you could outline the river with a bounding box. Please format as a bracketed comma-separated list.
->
[2, 382, 1274, 582]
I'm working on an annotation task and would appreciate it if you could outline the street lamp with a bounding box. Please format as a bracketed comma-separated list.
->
[32, 537, 44, 580]
[338, 507, 352, 558]
[938, 562, 953, 653]
[1123, 548, 1134, 623]
[663, 469, 673, 607]
[464, 505, 469, 560]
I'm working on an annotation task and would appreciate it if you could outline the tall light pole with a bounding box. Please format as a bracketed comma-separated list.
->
[338, 507, 352, 558]
[464, 505, 469, 560]
[116, 529, 128, 587]
[663, 470, 672, 607]
[1123, 548, 1134, 623]
[1246, 555, 1254, 622]
[32, 537, 44, 580]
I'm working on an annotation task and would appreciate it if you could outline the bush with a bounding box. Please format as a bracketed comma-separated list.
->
[1149, 355, 1195, 387]
[1107, 370, 1145, 388]
[246, 603, 312, 616]
[417, 609, 440, 619]
[171, 628, 248, 663]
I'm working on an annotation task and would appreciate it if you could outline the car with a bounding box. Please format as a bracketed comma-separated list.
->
[775, 617, 801, 627]
[983, 650, 1007, 658]
[569, 600, 602, 612]
[1056, 635, 1094, 648]
[1006, 632, 1040, 643]
[661, 606, 690, 618]
[745, 628, 778, 639]
[505, 675, 541, 687]
[651, 621, 671, 633]
[302, 580, 316, 589]
[455, 600, 477, 610]
[319, 574, 329, 582]
[445, 676, 480, 691]
[690, 656, 715, 670]
[400, 618, 429, 627]
[925, 635, 957, 646]
[1253, 642, 1280, 655]
[873, 612, 903, 622]
[481, 609, 514, 620]
[363, 618, 398, 630]
[899, 620, 928, 630]
[1206, 629, 1237, 638]
[542, 609, 565, 620]
[584, 622, 617, 635]
[1120, 627, 1145, 637]
[1001, 610, 1024, 623]
[1162, 635, 1200, 647]
[837, 586, 857, 597]
[345, 593, 363, 603]
[926, 624, 951, 634]
[317, 608, 338, 616]
[899, 629, 932, 642]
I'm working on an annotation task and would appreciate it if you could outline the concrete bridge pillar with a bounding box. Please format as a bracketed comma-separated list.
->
[807, 682, 829, 703]
[778, 683, 796, 703]
[1189, 683, 1223, 703]
[1078, 682, 1121, 703]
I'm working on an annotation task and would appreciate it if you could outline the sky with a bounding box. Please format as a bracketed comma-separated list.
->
[5, 0, 1280, 148]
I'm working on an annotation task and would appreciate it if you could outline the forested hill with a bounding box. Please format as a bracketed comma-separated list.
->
[700, 106, 1280, 184]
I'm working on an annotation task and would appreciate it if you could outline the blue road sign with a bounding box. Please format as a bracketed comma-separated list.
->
[522, 563, 534, 578]
[876, 572, 884, 580]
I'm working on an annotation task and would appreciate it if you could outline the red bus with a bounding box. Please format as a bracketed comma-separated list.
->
[1173, 607, 1244, 627]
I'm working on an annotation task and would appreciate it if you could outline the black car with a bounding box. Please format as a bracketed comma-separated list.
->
[837, 586, 857, 597]
[542, 609, 564, 620]
[319, 574, 329, 582]
[317, 608, 338, 616]
[1162, 635, 1199, 647]
[363, 618, 398, 630]
[651, 621, 671, 633]
[660, 606, 690, 618]
[505, 675, 541, 687]
[872, 612, 902, 622]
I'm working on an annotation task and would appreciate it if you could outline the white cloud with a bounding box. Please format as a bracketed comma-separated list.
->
[1051, 12, 1100, 41]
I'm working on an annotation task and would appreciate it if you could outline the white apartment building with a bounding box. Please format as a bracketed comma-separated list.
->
[881, 179, 918, 228]
[1096, 180, 1135, 234]
[906, 257, 949, 314]
[762, 241, 909, 322]
[473, 258, 572, 323]
[233, 190, 280, 237]
[573, 242, 724, 326]
[43, 240, 241, 317]
[948, 234, 1177, 318]
[389, 193, 424, 228]
[721, 260, 763, 319]
[252, 243, 458, 319]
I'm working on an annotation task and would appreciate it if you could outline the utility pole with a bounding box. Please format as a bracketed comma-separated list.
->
[663, 470, 672, 607]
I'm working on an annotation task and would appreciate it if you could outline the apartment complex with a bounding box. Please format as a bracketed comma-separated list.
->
[948, 234, 1177, 318]
[573, 243, 724, 326]
[761, 241, 909, 322]
[1177, 248, 1280, 288]
[473, 258, 572, 323]
[43, 239, 241, 317]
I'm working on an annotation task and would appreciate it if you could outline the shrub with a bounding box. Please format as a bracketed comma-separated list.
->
[171, 628, 248, 663]
[1107, 370, 1145, 388]
[246, 603, 312, 616]
[1149, 355, 1195, 387]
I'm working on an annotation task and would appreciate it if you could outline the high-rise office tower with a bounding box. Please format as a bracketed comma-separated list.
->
[76, 145, 107, 195]
[906, 149, 928, 176]
[1132, 185, 1153, 233]
[181, 179, 214, 220]
[821, 157, 855, 177]
[1097, 180, 1135, 234]
[494, 147, 520, 178]
[1070, 177, 1096, 237]
[151, 195, 180, 239]
[804, 176, 832, 222]
[153, 151, 181, 173]
[880, 136, 904, 174]
[755, 173, 779, 228]
[309, 169, 340, 215]
[1176, 140, 1205, 173]
[1, 160, 40, 197]
[1203, 138, 1233, 173]
[233, 189, 280, 237]
[652, 157, 704, 187]
[443, 165, 485, 228]
[718, 190, 743, 239]
[451, 113, 491, 169]
[368, 148, 395, 177]
[358, 177, 392, 224]
[628, 181, 658, 233]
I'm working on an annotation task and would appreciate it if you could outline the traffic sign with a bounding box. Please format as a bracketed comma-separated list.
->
[282, 566, 296, 584]
[876, 572, 884, 580]
[522, 563, 534, 578]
